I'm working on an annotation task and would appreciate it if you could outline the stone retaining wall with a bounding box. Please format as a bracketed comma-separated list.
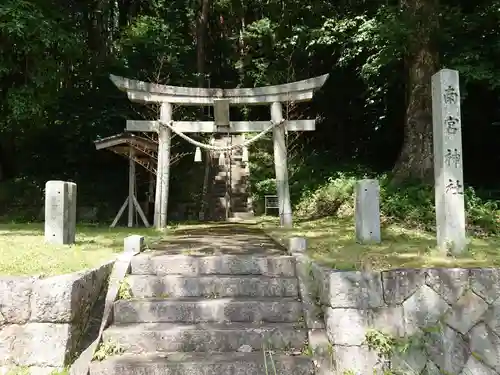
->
[298, 259, 500, 375]
[0, 262, 113, 375]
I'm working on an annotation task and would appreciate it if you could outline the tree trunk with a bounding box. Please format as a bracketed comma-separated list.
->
[196, 0, 210, 88]
[196, 0, 211, 219]
[237, 0, 246, 87]
[392, 0, 439, 184]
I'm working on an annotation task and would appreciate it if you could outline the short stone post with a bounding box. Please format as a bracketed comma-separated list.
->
[44, 180, 77, 245]
[124, 234, 145, 253]
[354, 179, 381, 243]
[289, 237, 307, 254]
[432, 69, 466, 254]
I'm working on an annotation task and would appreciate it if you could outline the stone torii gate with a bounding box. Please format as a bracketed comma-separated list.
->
[110, 74, 328, 229]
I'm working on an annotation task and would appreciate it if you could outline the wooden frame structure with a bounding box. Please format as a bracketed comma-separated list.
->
[110, 74, 328, 229]
[94, 133, 156, 227]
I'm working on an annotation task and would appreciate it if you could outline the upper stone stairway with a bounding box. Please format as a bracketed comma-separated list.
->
[89, 224, 315, 375]
[206, 135, 253, 221]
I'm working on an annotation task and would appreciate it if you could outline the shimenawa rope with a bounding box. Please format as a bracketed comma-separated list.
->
[158, 119, 285, 151]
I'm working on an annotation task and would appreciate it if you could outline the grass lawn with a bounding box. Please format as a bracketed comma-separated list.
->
[0, 223, 163, 276]
[262, 216, 500, 271]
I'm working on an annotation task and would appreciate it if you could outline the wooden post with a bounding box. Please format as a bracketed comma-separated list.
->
[127, 148, 135, 227]
[153, 133, 163, 228]
[271, 102, 292, 228]
[154, 102, 172, 229]
[432, 69, 466, 254]
[146, 172, 154, 218]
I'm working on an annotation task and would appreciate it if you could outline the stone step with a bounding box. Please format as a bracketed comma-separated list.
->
[89, 352, 314, 375]
[216, 167, 247, 173]
[214, 174, 246, 179]
[210, 194, 248, 200]
[214, 175, 248, 181]
[211, 185, 248, 191]
[113, 297, 303, 324]
[127, 275, 299, 298]
[231, 201, 249, 208]
[210, 191, 248, 197]
[232, 205, 250, 211]
[210, 186, 247, 191]
[215, 168, 246, 173]
[102, 322, 307, 353]
[130, 254, 295, 277]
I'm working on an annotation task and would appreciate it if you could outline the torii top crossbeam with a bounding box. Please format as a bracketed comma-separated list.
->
[110, 74, 328, 105]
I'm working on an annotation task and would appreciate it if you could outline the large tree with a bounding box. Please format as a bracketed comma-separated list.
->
[392, 0, 439, 183]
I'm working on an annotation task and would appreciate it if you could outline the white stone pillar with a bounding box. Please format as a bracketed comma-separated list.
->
[154, 102, 172, 230]
[432, 69, 466, 254]
[354, 179, 381, 243]
[271, 102, 292, 228]
[44, 180, 77, 245]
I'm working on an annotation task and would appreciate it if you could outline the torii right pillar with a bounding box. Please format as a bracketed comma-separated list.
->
[271, 102, 293, 228]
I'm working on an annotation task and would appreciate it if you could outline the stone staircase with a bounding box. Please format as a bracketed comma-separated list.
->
[89, 233, 314, 375]
[207, 134, 253, 221]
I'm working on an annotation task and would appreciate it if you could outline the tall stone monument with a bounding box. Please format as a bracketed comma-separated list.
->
[44, 180, 77, 245]
[431, 69, 466, 254]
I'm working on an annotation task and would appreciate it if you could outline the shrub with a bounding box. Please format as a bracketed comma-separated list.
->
[295, 174, 357, 218]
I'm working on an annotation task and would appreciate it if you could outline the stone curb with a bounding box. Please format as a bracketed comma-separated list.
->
[69, 235, 145, 375]
[263, 229, 334, 375]
[264, 228, 500, 375]
[0, 261, 114, 373]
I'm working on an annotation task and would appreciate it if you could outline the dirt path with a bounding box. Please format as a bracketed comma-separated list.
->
[149, 222, 285, 256]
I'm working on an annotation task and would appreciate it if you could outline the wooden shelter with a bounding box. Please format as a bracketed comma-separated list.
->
[94, 132, 157, 227]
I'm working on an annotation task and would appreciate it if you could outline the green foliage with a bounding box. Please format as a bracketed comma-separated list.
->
[50, 368, 70, 375]
[364, 325, 443, 375]
[262, 342, 278, 375]
[0, 0, 85, 127]
[364, 329, 397, 359]
[380, 178, 436, 229]
[4, 367, 72, 375]
[117, 277, 133, 300]
[295, 175, 357, 219]
[0, 177, 44, 221]
[93, 340, 124, 361]
[5, 367, 29, 375]
[466, 188, 500, 234]
[382, 182, 499, 235]
[310, 6, 406, 78]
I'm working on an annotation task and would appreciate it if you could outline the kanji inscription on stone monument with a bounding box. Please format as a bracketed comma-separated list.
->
[444, 148, 461, 168]
[445, 116, 460, 135]
[432, 69, 466, 254]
